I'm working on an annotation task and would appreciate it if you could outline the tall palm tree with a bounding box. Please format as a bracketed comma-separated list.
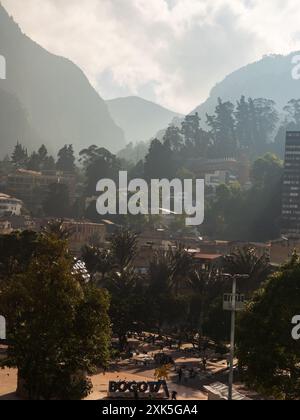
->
[148, 251, 173, 293]
[168, 243, 195, 296]
[105, 266, 140, 351]
[110, 229, 138, 271]
[81, 245, 114, 283]
[188, 267, 220, 338]
[42, 219, 74, 240]
[223, 246, 271, 293]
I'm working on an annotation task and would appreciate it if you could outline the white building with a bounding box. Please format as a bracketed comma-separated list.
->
[205, 170, 238, 190]
[0, 193, 23, 216]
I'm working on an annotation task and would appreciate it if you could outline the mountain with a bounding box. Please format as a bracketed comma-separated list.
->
[0, 87, 42, 155]
[0, 4, 125, 157]
[192, 52, 300, 119]
[106, 96, 183, 144]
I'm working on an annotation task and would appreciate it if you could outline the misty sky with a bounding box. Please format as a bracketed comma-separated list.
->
[2, 0, 300, 113]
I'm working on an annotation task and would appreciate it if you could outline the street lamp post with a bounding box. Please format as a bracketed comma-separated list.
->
[228, 275, 237, 401]
[223, 274, 248, 401]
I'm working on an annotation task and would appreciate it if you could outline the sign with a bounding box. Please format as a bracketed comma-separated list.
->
[0, 316, 6, 340]
[108, 380, 169, 400]
[223, 294, 245, 312]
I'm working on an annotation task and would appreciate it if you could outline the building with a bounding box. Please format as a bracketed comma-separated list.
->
[187, 156, 250, 189]
[270, 237, 300, 266]
[205, 170, 237, 189]
[62, 220, 107, 256]
[282, 131, 300, 237]
[0, 193, 23, 216]
[5, 215, 37, 231]
[7, 169, 76, 209]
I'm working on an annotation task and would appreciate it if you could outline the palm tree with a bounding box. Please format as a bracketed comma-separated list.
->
[223, 246, 271, 293]
[42, 219, 74, 240]
[168, 243, 195, 296]
[188, 267, 220, 338]
[105, 266, 140, 351]
[81, 246, 114, 283]
[147, 251, 174, 333]
[110, 229, 138, 271]
[148, 251, 173, 293]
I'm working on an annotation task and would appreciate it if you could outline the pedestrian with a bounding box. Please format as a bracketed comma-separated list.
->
[171, 391, 178, 401]
[178, 368, 183, 383]
[184, 370, 189, 384]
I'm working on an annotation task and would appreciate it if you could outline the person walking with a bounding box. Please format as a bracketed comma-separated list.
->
[178, 368, 183, 383]
[171, 391, 178, 401]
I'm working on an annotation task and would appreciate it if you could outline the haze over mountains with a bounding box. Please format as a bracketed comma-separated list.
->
[1, 1, 300, 161]
[0, 4, 125, 158]
[193, 52, 300, 121]
[107, 96, 182, 144]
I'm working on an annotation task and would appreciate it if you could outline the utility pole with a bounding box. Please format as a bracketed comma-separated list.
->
[228, 275, 237, 401]
[223, 273, 248, 401]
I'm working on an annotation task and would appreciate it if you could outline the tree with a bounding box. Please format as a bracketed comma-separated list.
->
[26, 145, 55, 172]
[168, 243, 195, 296]
[207, 99, 237, 158]
[110, 229, 138, 271]
[275, 99, 300, 157]
[43, 183, 71, 218]
[250, 98, 278, 155]
[79, 146, 120, 196]
[99, 229, 145, 350]
[247, 153, 283, 240]
[27, 152, 40, 171]
[0, 230, 38, 283]
[42, 219, 75, 240]
[223, 247, 271, 294]
[0, 234, 111, 400]
[235, 96, 256, 155]
[203, 153, 283, 241]
[37, 145, 48, 164]
[146, 251, 174, 332]
[57, 145, 76, 173]
[82, 246, 114, 283]
[43, 155, 56, 171]
[11, 143, 28, 168]
[180, 113, 210, 158]
[251, 153, 283, 188]
[237, 254, 300, 400]
[105, 267, 142, 350]
[163, 125, 184, 154]
[144, 139, 176, 180]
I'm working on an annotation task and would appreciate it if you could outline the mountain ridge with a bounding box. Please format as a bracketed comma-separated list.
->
[192, 52, 300, 120]
[106, 96, 183, 144]
[0, 3, 125, 157]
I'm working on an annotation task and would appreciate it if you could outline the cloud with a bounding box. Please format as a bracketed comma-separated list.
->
[2, 0, 300, 113]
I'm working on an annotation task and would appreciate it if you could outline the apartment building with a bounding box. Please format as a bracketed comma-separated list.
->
[282, 131, 300, 237]
[7, 169, 76, 208]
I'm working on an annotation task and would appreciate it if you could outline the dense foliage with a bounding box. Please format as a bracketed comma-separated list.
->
[237, 254, 300, 400]
[0, 230, 111, 400]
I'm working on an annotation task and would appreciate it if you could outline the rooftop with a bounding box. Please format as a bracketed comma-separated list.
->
[0, 193, 22, 203]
